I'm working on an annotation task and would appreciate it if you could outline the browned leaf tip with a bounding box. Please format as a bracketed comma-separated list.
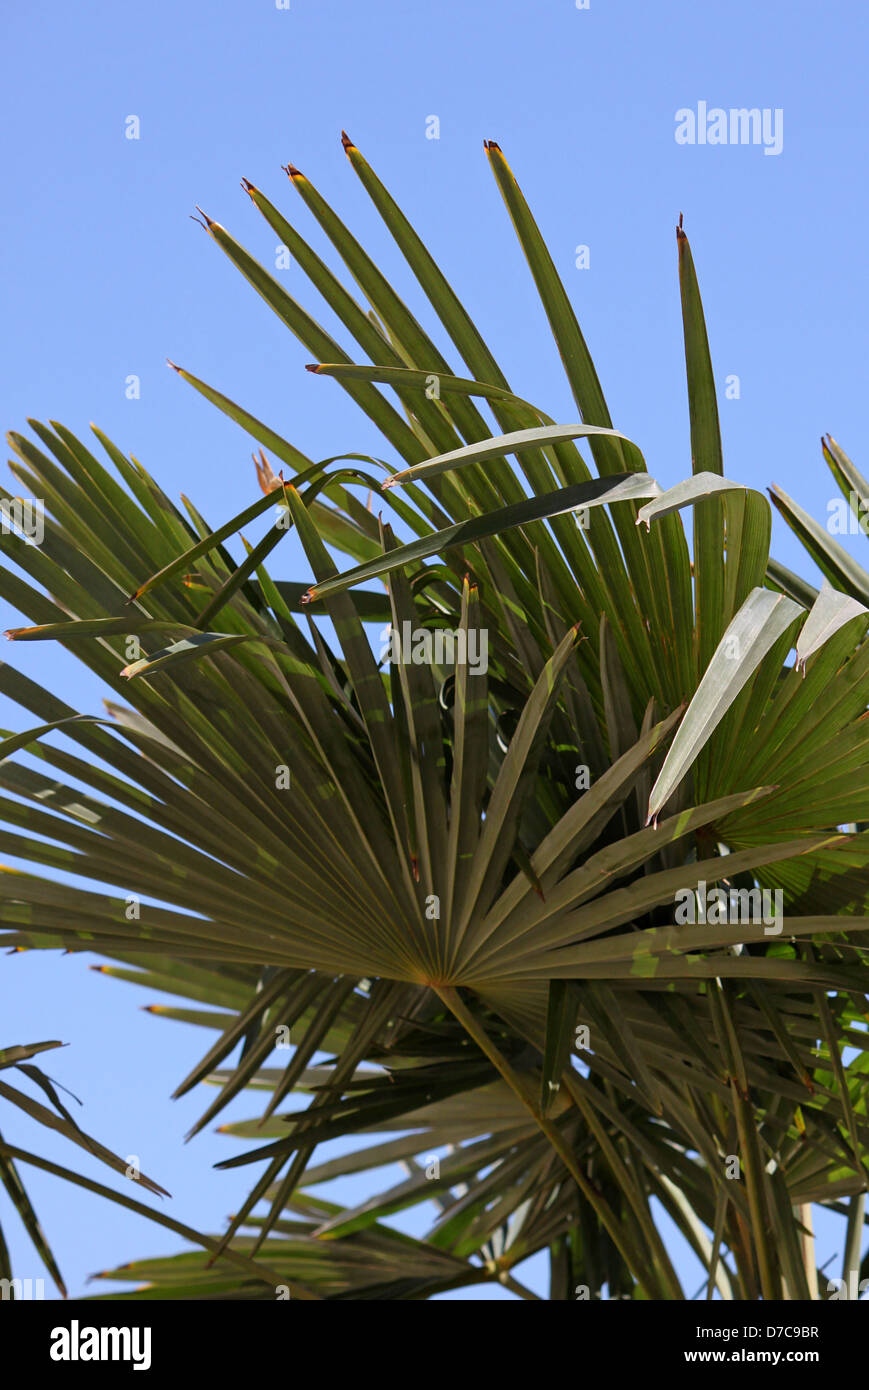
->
[282, 162, 302, 179]
[341, 130, 355, 151]
[190, 205, 213, 232]
[254, 448, 281, 496]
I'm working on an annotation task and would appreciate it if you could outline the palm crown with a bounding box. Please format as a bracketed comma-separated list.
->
[1, 136, 868, 1302]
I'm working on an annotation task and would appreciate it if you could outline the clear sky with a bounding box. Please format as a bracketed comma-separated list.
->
[1, 0, 867, 1299]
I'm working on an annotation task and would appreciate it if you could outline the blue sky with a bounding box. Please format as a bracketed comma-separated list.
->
[1, 0, 867, 1299]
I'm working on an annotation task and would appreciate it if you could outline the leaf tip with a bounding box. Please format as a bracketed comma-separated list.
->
[254, 448, 281, 495]
[190, 206, 214, 233]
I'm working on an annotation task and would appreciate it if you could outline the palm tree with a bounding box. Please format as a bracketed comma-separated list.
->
[1, 137, 868, 1301]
